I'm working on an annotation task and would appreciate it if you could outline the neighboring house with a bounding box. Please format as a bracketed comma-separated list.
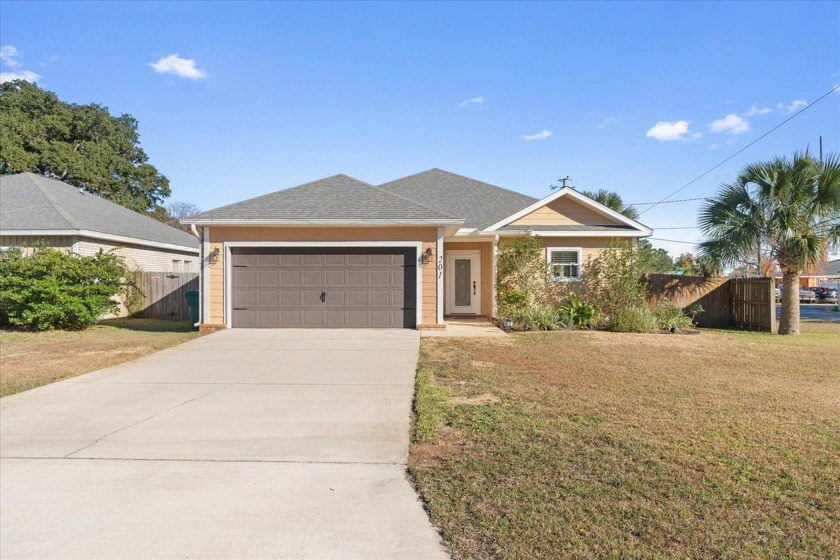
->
[183, 169, 652, 330]
[0, 173, 199, 272]
[776, 258, 840, 288]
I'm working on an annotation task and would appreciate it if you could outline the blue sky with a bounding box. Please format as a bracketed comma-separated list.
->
[2, 1, 838, 258]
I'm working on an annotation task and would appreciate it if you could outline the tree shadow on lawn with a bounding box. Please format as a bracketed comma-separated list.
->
[99, 317, 195, 333]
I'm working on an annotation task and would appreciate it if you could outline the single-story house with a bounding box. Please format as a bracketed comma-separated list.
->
[776, 258, 840, 288]
[183, 169, 652, 330]
[0, 172, 199, 272]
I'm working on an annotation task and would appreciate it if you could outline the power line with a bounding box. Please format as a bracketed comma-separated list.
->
[637, 83, 840, 217]
[629, 196, 706, 206]
[651, 226, 700, 230]
[648, 237, 699, 245]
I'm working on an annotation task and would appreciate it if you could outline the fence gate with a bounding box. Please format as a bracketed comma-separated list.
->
[133, 272, 199, 321]
[730, 277, 776, 332]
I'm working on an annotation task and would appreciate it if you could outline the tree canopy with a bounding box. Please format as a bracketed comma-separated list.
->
[0, 80, 170, 213]
[698, 151, 840, 334]
[579, 188, 640, 220]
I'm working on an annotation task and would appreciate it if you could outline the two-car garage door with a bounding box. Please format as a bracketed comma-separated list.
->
[231, 247, 417, 328]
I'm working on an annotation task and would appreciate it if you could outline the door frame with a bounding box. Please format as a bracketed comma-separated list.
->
[445, 249, 481, 315]
[223, 241, 423, 328]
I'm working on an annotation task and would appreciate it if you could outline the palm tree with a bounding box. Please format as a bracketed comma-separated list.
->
[579, 189, 640, 220]
[698, 152, 840, 335]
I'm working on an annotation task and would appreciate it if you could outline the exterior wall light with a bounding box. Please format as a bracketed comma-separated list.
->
[422, 247, 433, 263]
[209, 248, 220, 264]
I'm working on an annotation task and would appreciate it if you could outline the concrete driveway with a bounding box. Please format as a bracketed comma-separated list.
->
[0, 329, 449, 560]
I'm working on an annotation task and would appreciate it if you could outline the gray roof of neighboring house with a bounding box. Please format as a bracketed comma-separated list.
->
[378, 168, 538, 230]
[0, 173, 198, 250]
[498, 224, 638, 232]
[824, 259, 840, 276]
[186, 174, 463, 225]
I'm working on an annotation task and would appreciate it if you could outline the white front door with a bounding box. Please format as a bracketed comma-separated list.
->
[446, 251, 481, 315]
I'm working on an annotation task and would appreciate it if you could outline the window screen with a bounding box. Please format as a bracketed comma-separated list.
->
[550, 250, 580, 279]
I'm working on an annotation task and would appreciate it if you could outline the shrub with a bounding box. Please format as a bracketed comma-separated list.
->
[515, 305, 571, 331]
[496, 235, 554, 318]
[608, 305, 657, 333]
[559, 293, 598, 328]
[651, 300, 696, 331]
[582, 241, 651, 326]
[0, 247, 132, 331]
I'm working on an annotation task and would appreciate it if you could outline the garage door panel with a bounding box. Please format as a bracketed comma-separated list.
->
[280, 290, 301, 306]
[257, 270, 278, 286]
[303, 270, 322, 286]
[303, 254, 323, 266]
[347, 270, 368, 286]
[233, 268, 256, 287]
[325, 270, 345, 286]
[257, 290, 277, 306]
[280, 270, 301, 286]
[231, 248, 416, 328]
[346, 290, 368, 306]
[369, 290, 391, 306]
[302, 290, 324, 305]
[303, 310, 324, 327]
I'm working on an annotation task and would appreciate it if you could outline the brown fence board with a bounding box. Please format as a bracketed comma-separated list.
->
[133, 272, 199, 321]
[647, 274, 775, 332]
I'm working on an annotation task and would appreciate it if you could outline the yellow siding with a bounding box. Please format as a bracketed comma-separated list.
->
[444, 242, 494, 316]
[206, 226, 440, 326]
[511, 197, 621, 227]
[499, 236, 623, 274]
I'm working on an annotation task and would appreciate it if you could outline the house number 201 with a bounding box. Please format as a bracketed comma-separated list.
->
[437, 256, 443, 279]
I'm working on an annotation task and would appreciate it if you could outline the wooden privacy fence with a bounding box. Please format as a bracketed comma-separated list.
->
[132, 272, 199, 321]
[647, 274, 775, 332]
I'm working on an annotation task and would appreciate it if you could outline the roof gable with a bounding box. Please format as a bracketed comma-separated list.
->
[378, 168, 537, 230]
[0, 173, 198, 250]
[484, 187, 652, 235]
[185, 174, 462, 225]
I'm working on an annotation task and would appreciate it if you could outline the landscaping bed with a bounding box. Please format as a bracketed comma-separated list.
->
[0, 318, 204, 397]
[410, 322, 839, 559]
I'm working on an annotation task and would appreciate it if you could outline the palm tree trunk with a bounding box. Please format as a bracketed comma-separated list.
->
[779, 269, 800, 335]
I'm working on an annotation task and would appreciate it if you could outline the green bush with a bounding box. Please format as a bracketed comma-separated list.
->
[0, 247, 131, 331]
[651, 300, 696, 331]
[608, 305, 657, 333]
[582, 241, 651, 326]
[559, 293, 598, 328]
[496, 235, 557, 318]
[515, 305, 572, 331]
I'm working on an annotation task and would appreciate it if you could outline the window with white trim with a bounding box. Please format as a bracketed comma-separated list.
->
[548, 248, 582, 280]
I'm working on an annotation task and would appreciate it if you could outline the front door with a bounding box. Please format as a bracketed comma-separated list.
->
[445, 251, 481, 315]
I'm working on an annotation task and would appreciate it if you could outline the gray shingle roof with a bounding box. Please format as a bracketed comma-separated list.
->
[0, 173, 198, 250]
[186, 174, 463, 225]
[498, 224, 638, 232]
[824, 259, 840, 276]
[378, 169, 537, 230]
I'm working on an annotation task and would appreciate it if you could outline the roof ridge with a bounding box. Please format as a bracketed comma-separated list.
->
[353, 175, 463, 221]
[381, 168, 538, 202]
[28, 174, 80, 230]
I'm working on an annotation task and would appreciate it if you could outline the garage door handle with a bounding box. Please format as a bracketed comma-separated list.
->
[320, 291, 326, 303]
[473, 281, 476, 295]
[233, 307, 248, 310]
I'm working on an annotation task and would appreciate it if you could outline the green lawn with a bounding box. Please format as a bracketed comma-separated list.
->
[0, 318, 203, 397]
[410, 322, 840, 559]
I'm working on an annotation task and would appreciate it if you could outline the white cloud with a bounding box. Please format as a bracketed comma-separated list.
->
[645, 120, 696, 142]
[148, 54, 207, 80]
[0, 45, 21, 67]
[597, 117, 617, 129]
[709, 113, 750, 135]
[0, 70, 41, 83]
[742, 105, 773, 117]
[777, 99, 808, 114]
[522, 129, 552, 141]
[459, 95, 485, 108]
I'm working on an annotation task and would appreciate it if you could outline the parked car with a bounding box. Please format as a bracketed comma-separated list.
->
[811, 287, 838, 303]
[777, 285, 818, 303]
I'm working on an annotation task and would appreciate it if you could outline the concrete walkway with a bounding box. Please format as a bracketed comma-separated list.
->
[0, 329, 449, 560]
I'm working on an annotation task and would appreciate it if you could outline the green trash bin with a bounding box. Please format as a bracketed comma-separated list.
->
[185, 290, 200, 331]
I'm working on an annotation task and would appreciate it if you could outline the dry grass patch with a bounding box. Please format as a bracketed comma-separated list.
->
[0, 318, 204, 397]
[410, 324, 840, 559]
